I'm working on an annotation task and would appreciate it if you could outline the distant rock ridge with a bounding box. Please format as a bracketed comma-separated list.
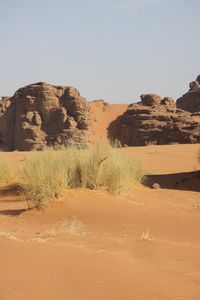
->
[177, 75, 200, 113]
[108, 94, 200, 146]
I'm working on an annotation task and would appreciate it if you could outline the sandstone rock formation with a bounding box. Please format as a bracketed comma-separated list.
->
[108, 94, 200, 146]
[1, 82, 200, 150]
[141, 94, 162, 106]
[177, 75, 200, 113]
[0, 82, 90, 150]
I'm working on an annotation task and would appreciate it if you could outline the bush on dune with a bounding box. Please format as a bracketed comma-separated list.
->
[20, 144, 144, 208]
[20, 151, 68, 208]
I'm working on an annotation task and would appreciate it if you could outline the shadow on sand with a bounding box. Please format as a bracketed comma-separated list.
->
[0, 208, 27, 216]
[145, 170, 200, 192]
[0, 184, 27, 216]
[0, 183, 22, 196]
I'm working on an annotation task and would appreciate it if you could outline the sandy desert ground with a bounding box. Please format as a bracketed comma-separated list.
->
[0, 144, 199, 300]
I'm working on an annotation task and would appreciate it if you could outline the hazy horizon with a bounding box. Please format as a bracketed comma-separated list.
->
[0, 0, 199, 103]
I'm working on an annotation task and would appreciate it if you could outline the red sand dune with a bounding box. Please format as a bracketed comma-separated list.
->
[88, 100, 128, 143]
[0, 144, 200, 300]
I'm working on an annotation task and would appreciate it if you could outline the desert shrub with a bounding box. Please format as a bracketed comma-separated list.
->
[64, 144, 112, 189]
[20, 151, 68, 208]
[20, 144, 144, 207]
[0, 153, 14, 185]
[96, 148, 144, 194]
[62, 144, 144, 193]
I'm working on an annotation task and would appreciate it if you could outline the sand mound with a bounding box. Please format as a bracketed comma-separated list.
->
[0, 144, 199, 299]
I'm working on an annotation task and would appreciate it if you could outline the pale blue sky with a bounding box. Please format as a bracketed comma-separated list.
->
[0, 0, 199, 103]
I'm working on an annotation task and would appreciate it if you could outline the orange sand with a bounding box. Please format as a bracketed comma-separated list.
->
[0, 143, 199, 300]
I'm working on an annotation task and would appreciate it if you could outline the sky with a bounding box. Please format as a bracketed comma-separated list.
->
[0, 0, 200, 103]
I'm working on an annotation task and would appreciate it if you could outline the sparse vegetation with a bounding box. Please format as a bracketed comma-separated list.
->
[20, 151, 68, 208]
[19, 144, 144, 208]
[59, 216, 85, 235]
[140, 229, 152, 241]
[0, 231, 17, 240]
[34, 216, 85, 240]
[0, 153, 14, 185]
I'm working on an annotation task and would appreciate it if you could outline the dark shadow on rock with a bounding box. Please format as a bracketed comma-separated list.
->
[144, 170, 200, 192]
[107, 115, 123, 144]
[0, 101, 16, 151]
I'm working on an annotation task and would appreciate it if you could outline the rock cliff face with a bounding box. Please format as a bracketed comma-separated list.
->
[0, 82, 90, 150]
[1, 82, 200, 150]
[108, 94, 200, 146]
[176, 75, 200, 113]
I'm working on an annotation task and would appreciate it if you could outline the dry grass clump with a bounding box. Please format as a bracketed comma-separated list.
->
[20, 151, 68, 208]
[58, 144, 144, 193]
[0, 153, 14, 185]
[59, 216, 85, 235]
[140, 229, 153, 241]
[20, 144, 144, 208]
[0, 231, 17, 240]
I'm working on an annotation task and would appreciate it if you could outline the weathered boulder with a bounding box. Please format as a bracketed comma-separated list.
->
[108, 95, 200, 146]
[189, 81, 200, 91]
[0, 82, 90, 150]
[140, 94, 162, 106]
[161, 97, 175, 107]
[177, 75, 200, 113]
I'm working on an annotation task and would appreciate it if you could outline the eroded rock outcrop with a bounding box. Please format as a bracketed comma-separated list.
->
[0, 82, 90, 150]
[177, 75, 200, 113]
[108, 94, 200, 146]
[1, 82, 200, 150]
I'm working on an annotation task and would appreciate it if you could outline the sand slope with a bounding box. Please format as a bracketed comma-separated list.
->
[0, 144, 200, 300]
[88, 100, 128, 143]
